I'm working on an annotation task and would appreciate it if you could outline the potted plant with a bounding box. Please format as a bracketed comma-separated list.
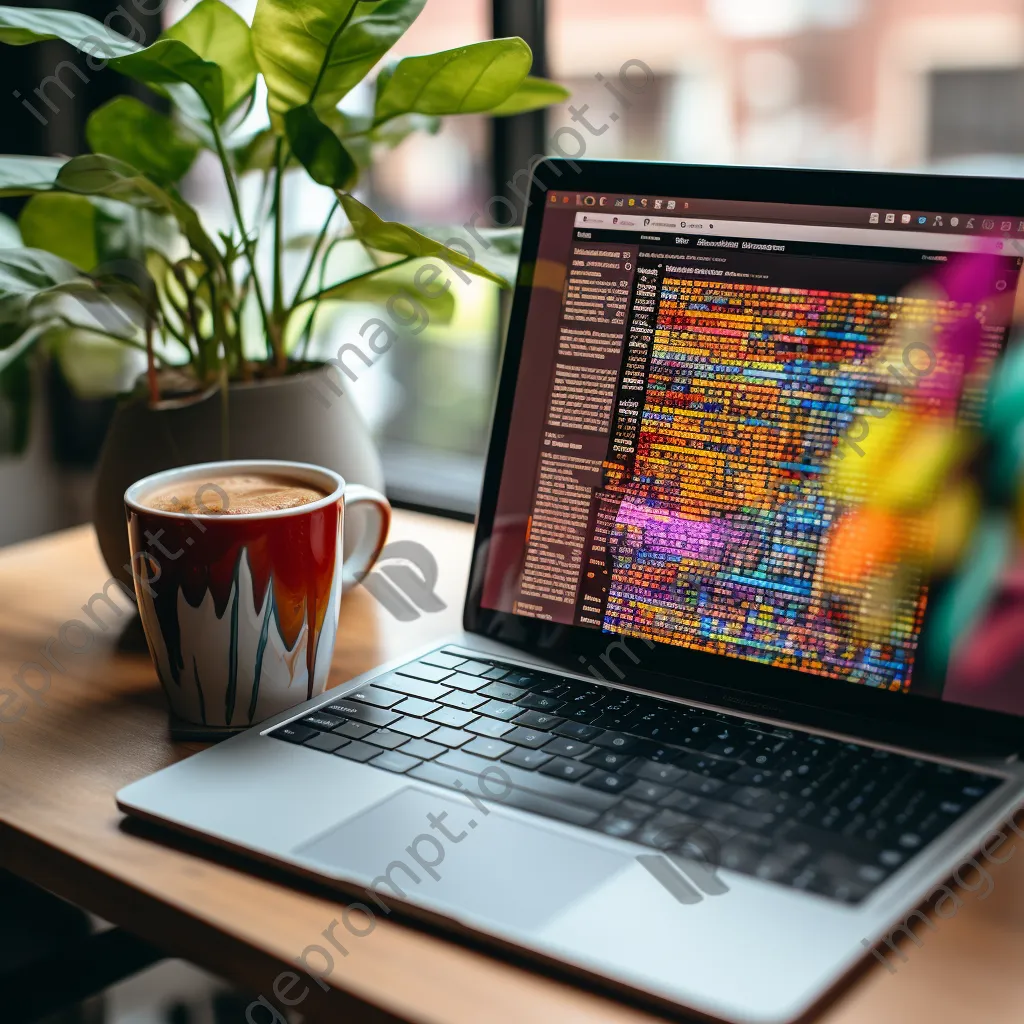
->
[0, 0, 567, 580]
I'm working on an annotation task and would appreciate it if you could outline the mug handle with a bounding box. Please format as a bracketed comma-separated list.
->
[342, 484, 392, 588]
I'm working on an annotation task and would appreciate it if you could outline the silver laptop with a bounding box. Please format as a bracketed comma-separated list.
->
[119, 160, 1024, 1024]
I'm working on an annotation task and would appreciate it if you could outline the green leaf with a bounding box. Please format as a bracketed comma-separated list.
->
[253, 0, 427, 130]
[316, 266, 455, 323]
[420, 225, 520, 285]
[87, 96, 200, 185]
[489, 75, 569, 116]
[17, 192, 180, 272]
[53, 326, 146, 398]
[339, 193, 509, 287]
[0, 155, 66, 197]
[374, 37, 532, 121]
[163, 0, 258, 114]
[0, 212, 21, 247]
[111, 39, 225, 119]
[285, 105, 358, 189]
[0, 248, 82, 307]
[0, 5, 231, 120]
[56, 155, 220, 270]
[0, 5, 138, 58]
[19, 193, 98, 270]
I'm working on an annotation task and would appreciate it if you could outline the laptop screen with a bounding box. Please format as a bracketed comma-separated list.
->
[480, 187, 1023, 716]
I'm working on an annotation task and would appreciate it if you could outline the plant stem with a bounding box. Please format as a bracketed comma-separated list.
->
[210, 120, 277, 364]
[272, 136, 285, 322]
[292, 199, 338, 306]
[302, 254, 415, 306]
[145, 315, 159, 406]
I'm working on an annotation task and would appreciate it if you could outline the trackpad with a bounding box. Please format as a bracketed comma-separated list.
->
[295, 787, 628, 931]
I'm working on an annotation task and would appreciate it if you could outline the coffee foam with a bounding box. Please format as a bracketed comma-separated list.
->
[142, 473, 329, 516]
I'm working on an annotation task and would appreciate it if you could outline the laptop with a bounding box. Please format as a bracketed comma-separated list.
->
[118, 160, 1024, 1024]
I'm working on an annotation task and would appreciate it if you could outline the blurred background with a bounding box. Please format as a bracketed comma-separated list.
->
[4, 3, 1024, 1021]
[4, 0, 1024, 542]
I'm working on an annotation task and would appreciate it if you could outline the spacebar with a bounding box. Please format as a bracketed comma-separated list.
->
[409, 759, 602, 826]
[432, 750, 618, 813]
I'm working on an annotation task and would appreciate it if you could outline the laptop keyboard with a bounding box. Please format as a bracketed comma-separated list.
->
[269, 648, 1002, 905]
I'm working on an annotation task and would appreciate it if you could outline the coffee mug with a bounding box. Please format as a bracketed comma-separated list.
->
[124, 459, 390, 730]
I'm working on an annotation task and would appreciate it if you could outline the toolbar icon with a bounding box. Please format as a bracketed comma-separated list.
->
[884, 213, 895, 223]
[934, 215, 943, 227]
[583, 195, 596, 206]
[654, 199, 663, 209]
[549, 193, 558, 203]
[628, 198, 635, 206]
[951, 217, 959, 227]
[967, 217, 975, 229]
[869, 212, 879, 223]
[983, 219, 995, 230]
[614, 198, 624, 207]
[1002, 220, 1012, 232]
[917, 216, 927, 225]
[667, 200, 676, 210]
[901, 213, 911, 224]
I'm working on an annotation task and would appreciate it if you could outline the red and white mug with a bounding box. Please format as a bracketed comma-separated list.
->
[124, 460, 390, 729]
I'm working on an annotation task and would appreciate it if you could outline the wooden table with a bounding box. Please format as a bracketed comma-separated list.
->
[2, 513, 1024, 1023]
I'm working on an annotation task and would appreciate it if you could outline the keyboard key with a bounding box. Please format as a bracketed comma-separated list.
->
[476, 699, 523, 721]
[466, 717, 513, 738]
[624, 780, 673, 804]
[452, 660, 492, 676]
[635, 760, 685, 785]
[393, 697, 442, 718]
[427, 727, 473, 748]
[389, 716, 437, 738]
[364, 729, 409, 750]
[409, 761, 600, 827]
[539, 757, 593, 781]
[554, 721, 602, 742]
[302, 713, 346, 732]
[543, 737, 594, 758]
[581, 770, 630, 795]
[351, 686, 405, 708]
[594, 799, 657, 838]
[502, 747, 553, 770]
[304, 732, 348, 753]
[584, 749, 635, 772]
[370, 750, 421, 774]
[483, 666, 509, 679]
[517, 693, 565, 712]
[427, 707, 477, 728]
[479, 682, 529, 702]
[396, 662, 454, 683]
[445, 673, 490, 692]
[272, 724, 318, 744]
[592, 731, 640, 752]
[501, 670, 537, 686]
[514, 710, 564, 730]
[399, 739, 446, 760]
[335, 740, 380, 763]
[324, 701, 399, 728]
[729, 766, 777, 786]
[437, 750, 617, 812]
[335, 720, 377, 740]
[682, 754, 739, 779]
[378, 675, 451, 701]
[463, 737, 513, 759]
[438, 690, 487, 710]
[504, 727, 553, 749]
[421, 652, 465, 670]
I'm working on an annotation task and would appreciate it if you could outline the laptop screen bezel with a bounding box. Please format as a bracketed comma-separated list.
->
[464, 158, 1024, 744]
